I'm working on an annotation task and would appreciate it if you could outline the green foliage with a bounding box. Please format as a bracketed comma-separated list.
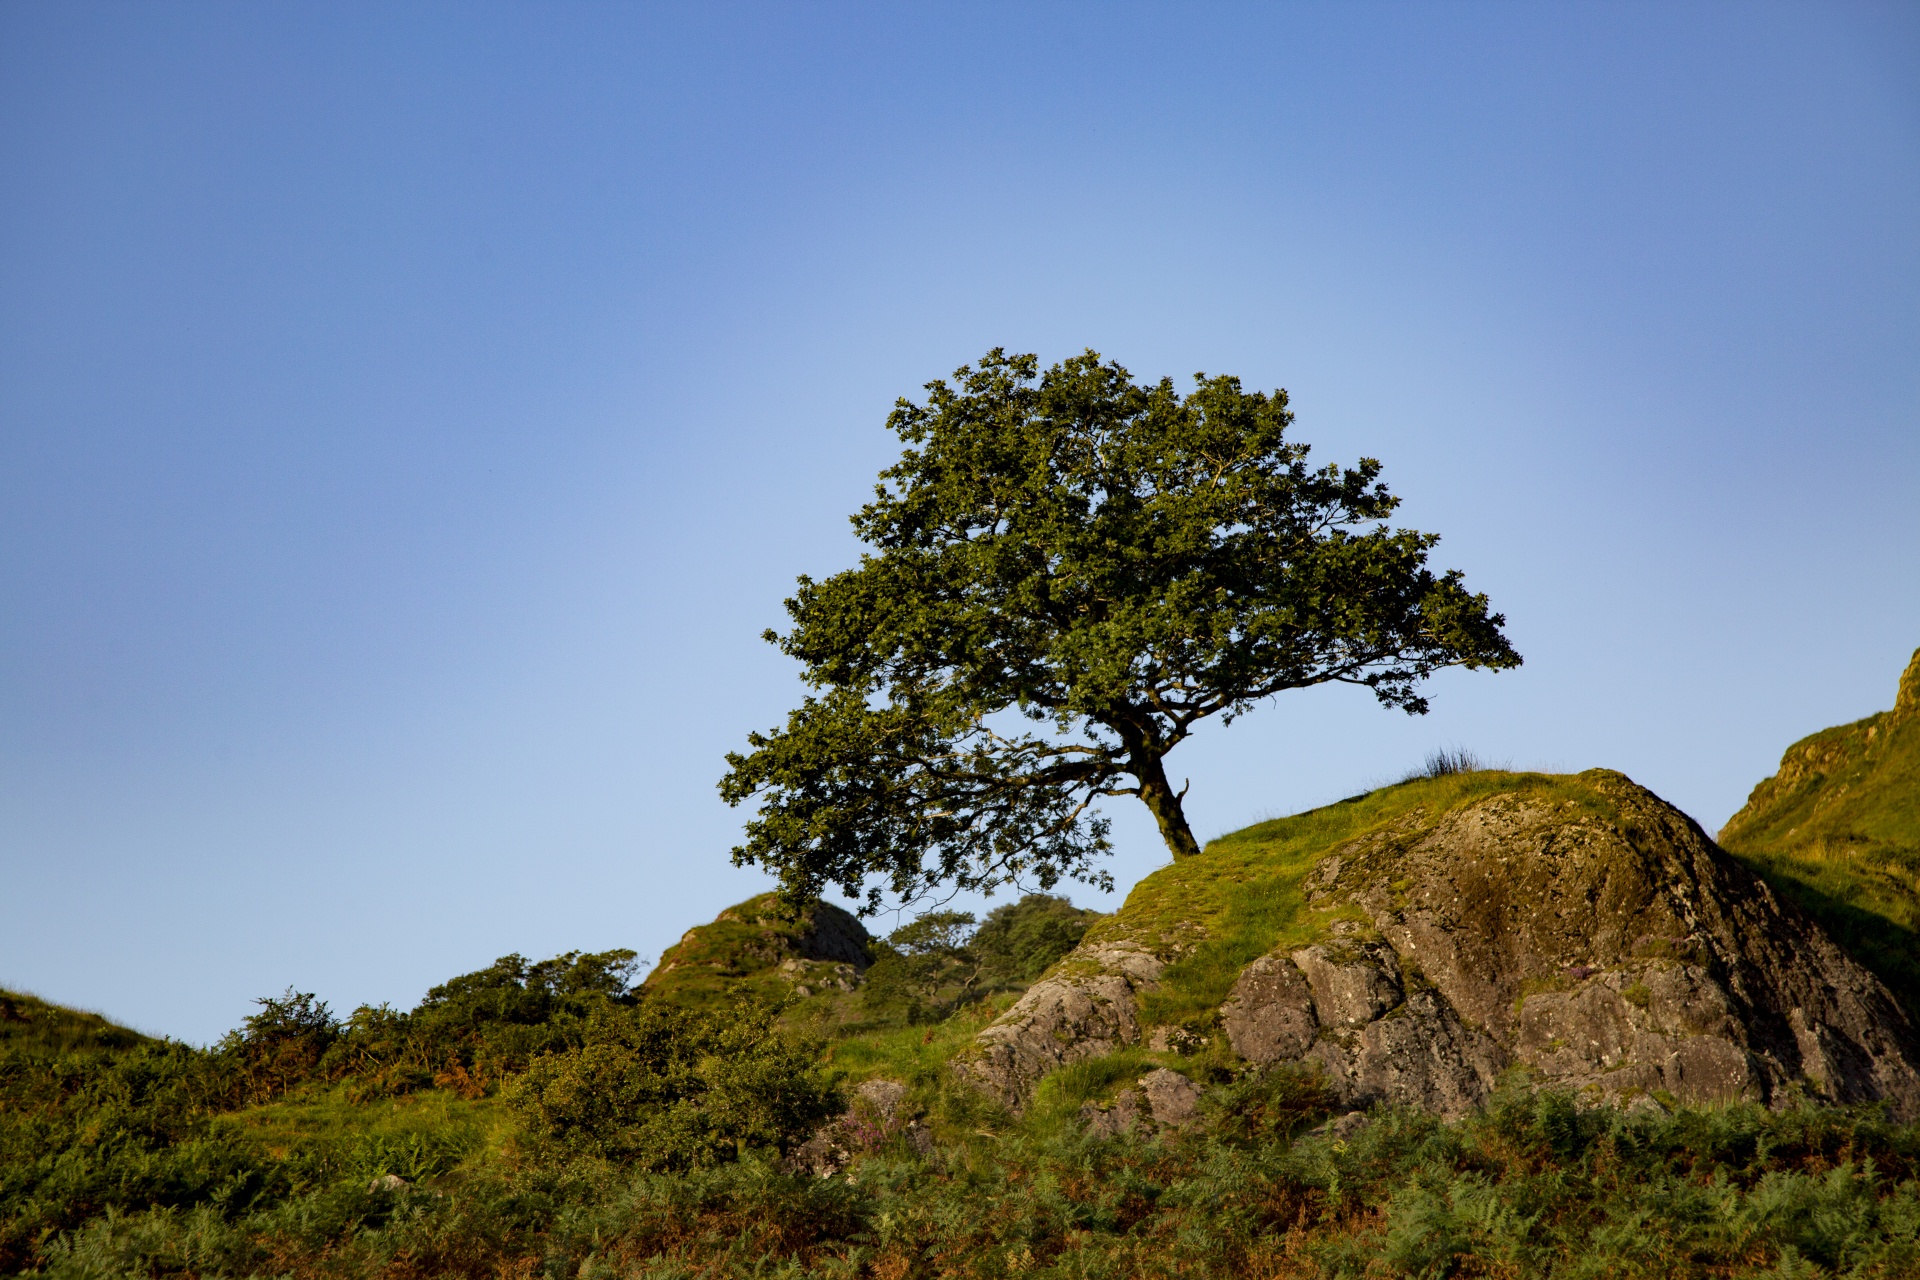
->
[26, 1075, 1920, 1279]
[0, 1035, 252, 1272]
[505, 1000, 840, 1170]
[859, 896, 1102, 1027]
[0, 990, 149, 1058]
[721, 348, 1520, 910]
[886, 909, 977, 956]
[1399, 744, 1485, 783]
[1721, 647, 1920, 1013]
[0, 948, 640, 1274]
[324, 947, 644, 1097]
[221, 989, 338, 1103]
[639, 895, 875, 1019]
[971, 892, 1101, 985]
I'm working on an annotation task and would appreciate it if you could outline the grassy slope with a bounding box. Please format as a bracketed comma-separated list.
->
[641, 892, 1046, 1115]
[0, 987, 151, 1056]
[551, 772, 1627, 1131]
[641, 892, 835, 1012]
[211, 1086, 510, 1182]
[965, 769, 1614, 1120]
[1719, 648, 1920, 1013]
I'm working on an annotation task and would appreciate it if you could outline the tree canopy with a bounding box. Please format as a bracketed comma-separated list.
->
[719, 349, 1520, 911]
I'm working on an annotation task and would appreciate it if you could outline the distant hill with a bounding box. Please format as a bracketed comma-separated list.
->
[641, 891, 874, 1012]
[1720, 648, 1920, 1014]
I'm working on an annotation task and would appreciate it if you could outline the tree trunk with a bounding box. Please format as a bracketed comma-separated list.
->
[1134, 750, 1202, 861]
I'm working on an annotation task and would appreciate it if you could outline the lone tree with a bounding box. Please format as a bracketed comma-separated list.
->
[720, 350, 1519, 911]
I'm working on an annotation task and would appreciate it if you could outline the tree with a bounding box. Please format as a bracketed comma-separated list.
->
[719, 349, 1520, 911]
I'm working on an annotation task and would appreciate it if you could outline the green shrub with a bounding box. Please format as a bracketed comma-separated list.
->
[505, 999, 839, 1169]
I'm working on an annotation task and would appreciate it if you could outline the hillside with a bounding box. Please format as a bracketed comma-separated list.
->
[8, 768, 1920, 1276]
[965, 768, 1920, 1123]
[0, 988, 151, 1057]
[1719, 648, 1920, 1013]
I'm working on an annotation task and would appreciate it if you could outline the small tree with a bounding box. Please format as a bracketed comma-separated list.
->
[720, 349, 1519, 910]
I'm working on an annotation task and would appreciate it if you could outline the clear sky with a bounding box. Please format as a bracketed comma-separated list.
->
[3, 3, 1917, 1044]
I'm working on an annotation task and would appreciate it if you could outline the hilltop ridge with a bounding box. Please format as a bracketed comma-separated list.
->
[1720, 648, 1920, 1013]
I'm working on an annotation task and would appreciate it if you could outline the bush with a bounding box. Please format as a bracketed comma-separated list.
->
[506, 999, 839, 1169]
[223, 989, 338, 1102]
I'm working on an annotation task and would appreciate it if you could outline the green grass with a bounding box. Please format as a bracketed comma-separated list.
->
[213, 1084, 507, 1175]
[640, 892, 826, 1012]
[29, 1081, 1920, 1279]
[1720, 648, 1920, 1013]
[0, 988, 151, 1057]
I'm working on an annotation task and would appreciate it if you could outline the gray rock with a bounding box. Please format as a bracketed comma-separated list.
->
[959, 945, 1163, 1109]
[1219, 772, 1920, 1116]
[786, 1078, 920, 1177]
[367, 1174, 410, 1193]
[854, 1078, 908, 1120]
[1304, 982, 1504, 1116]
[794, 902, 874, 969]
[1138, 1068, 1203, 1128]
[1221, 953, 1317, 1063]
[1291, 941, 1404, 1027]
[1314, 1111, 1371, 1141]
[1079, 1088, 1143, 1137]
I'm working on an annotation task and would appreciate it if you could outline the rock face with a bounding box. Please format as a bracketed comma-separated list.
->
[958, 943, 1165, 1108]
[1717, 646, 1920, 1017]
[1222, 937, 1506, 1116]
[966, 770, 1920, 1119]
[1078, 1067, 1204, 1137]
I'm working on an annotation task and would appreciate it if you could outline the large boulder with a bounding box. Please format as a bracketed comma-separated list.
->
[964, 770, 1920, 1118]
[957, 943, 1164, 1108]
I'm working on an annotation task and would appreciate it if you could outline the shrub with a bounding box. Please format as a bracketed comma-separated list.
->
[505, 999, 839, 1169]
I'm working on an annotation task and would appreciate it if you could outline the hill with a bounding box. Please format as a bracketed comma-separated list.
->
[965, 768, 1920, 1122]
[9, 769, 1920, 1277]
[1720, 647, 1920, 1013]
[0, 988, 151, 1057]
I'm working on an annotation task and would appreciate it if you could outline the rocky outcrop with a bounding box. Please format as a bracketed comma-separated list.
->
[958, 943, 1165, 1108]
[1222, 936, 1506, 1116]
[644, 894, 873, 1007]
[967, 770, 1920, 1119]
[786, 901, 875, 969]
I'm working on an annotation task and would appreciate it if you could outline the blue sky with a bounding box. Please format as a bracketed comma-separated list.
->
[3, 3, 1916, 1043]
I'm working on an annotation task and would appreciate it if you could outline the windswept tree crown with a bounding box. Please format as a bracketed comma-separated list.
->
[720, 349, 1519, 911]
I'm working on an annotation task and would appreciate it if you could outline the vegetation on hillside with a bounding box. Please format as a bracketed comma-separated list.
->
[1720, 648, 1920, 1014]
[16, 1054, 1920, 1279]
[9, 742, 1920, 1277]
